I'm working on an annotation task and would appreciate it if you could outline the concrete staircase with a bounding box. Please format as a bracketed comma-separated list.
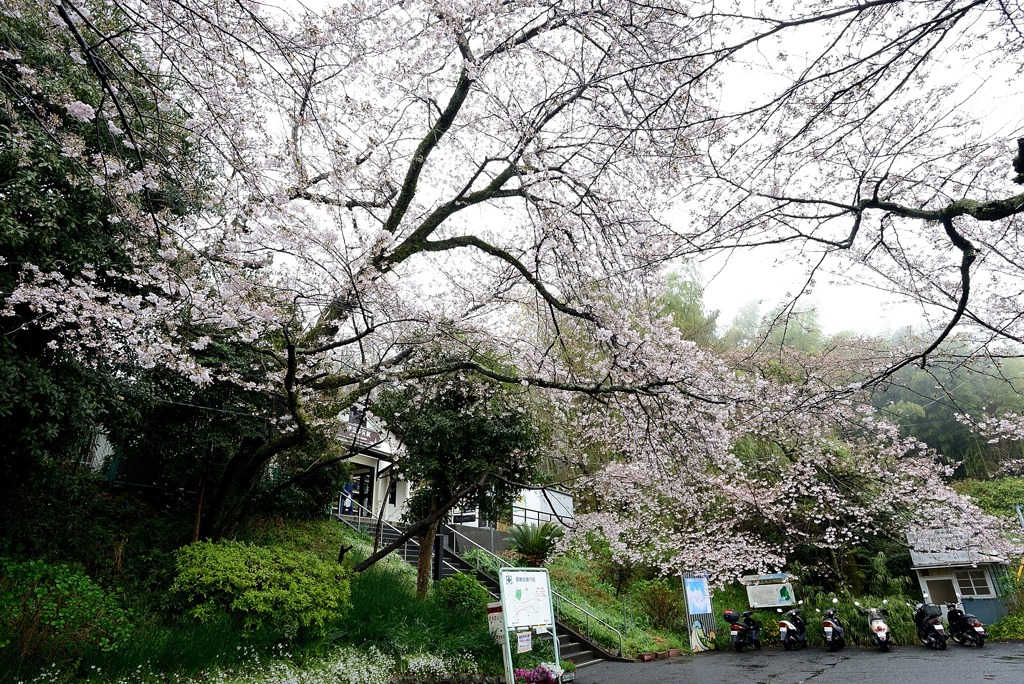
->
[557, 626, 606, 669]
[335, 512, 622, 668]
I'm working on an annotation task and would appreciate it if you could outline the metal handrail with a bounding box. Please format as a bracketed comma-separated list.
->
[444, 524, 624, 657]
[336, 502, 465, 575]
[335, 500, 419, 564]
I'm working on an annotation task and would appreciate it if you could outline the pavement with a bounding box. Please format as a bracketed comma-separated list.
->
[571, 641, 1024, 683]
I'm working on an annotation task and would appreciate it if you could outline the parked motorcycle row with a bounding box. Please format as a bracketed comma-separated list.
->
[723, 597, 987, 652]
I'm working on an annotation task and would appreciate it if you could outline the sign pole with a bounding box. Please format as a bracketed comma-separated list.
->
[499, 567, 559, 684]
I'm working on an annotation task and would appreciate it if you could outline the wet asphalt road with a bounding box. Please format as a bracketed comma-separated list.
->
[572, 641, 1024, 683]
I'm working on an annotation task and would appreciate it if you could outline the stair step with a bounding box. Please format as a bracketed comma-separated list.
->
[573, 658, 604, 669]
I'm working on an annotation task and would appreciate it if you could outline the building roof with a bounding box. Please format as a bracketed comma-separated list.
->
[906, 529, 1008, 569]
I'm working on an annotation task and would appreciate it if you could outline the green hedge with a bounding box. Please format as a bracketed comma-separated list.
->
[0, 557, 133, 664]
[170, 540, 351, 638]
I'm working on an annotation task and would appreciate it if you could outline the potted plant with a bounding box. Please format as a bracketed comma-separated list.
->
[513, 662, 564, 684]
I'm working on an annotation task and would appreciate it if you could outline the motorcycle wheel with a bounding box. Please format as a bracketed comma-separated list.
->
[754, 640, 761, 650]
[938, 638, 947, 651]
[783, 640, 793, 651]
[879, 643, 890, 653]
[734, 643, 744, 652]
[977, 638, 985, 648]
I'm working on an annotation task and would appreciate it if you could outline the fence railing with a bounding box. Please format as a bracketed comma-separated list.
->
[511, 505, 574, 527]
[447, 524, 623, 657]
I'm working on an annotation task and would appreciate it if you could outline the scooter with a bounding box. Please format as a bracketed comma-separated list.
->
[946, 601, 986, 647]
[819, 598, 845, 651]
[855, 600, 893, 652]
[911, 601, 947, 649]
[723, 609, 762, 651]
[777, 602, 808, 650]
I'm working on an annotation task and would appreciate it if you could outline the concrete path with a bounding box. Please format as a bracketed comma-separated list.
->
[572, 641, 1024, 683]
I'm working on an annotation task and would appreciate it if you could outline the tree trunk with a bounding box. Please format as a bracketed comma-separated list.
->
[352, 475, 487, 574]
[416, 516, 441, 600]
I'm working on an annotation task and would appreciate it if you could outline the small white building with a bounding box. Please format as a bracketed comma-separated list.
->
[906, 529, 1011, 624]
[334, 409, 573, 531]
[334, 408, 411, 524]
[512, 488, 574, 526]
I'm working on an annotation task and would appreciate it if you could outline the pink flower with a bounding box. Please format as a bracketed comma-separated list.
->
[65, 101, 95, 122]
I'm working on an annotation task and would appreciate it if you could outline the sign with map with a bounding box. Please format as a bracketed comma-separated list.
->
[746, 582, 795, 608]
[499, 569, 555, 629]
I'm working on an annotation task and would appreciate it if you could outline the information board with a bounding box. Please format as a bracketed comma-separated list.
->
[746, 582, 795, 608]
[499, 569, 555, 628]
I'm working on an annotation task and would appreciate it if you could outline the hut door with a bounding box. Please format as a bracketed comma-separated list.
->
[925, 577, 957, 604]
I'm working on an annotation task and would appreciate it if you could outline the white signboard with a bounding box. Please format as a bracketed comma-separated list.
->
[745, 582, 796, 608]
[488, 602, 503, 640]
[516, 631, 532, 653]
[500, 569, 555, 629]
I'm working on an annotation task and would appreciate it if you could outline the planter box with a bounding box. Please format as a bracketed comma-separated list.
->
[655, 650, 671, 660]
[637, 652, 656, 662]
[668, 648, 683, 657]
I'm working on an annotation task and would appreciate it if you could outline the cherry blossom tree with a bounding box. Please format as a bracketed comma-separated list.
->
[3, 0, 1022, 568]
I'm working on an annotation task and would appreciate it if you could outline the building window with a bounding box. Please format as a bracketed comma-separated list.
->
[954, 569, 993, 597]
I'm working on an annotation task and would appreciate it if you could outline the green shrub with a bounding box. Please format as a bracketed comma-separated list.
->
[509, 523, 563, 567]
[336, 563, 501, 671]
[0, 557, 133, 664]
[431, 572, 491, 622]
[170, 540, 351, 638]
[635, 578, 684, 630]
[988, 613, 1024, 640]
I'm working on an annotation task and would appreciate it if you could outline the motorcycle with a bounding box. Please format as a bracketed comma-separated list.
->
[777, 602, 808, 651]
[819, 598, 845, 651]
[855, 600, 893, 652]
[911, 601, 947, 649]
[723, 609, 762, 651]
[946, 601, 987, 647]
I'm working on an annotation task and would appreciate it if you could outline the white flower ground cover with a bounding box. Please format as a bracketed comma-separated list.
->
[18, 647, 480, 684]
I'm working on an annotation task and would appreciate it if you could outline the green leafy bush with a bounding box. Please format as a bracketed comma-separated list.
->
[988, 613, 1024, 640]
[0, 557, 133, 664]
[430, 572, 491, 622]
[635, 578, 684, 630]
[170, 540, 351, 638]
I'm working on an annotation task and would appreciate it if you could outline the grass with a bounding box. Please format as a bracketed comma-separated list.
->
[546, 554, 687, 657]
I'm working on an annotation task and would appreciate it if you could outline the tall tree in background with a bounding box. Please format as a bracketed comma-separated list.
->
[658, 271, 720, 347]
[0, 3, 203, 523]
[369, 372, 544, 597]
